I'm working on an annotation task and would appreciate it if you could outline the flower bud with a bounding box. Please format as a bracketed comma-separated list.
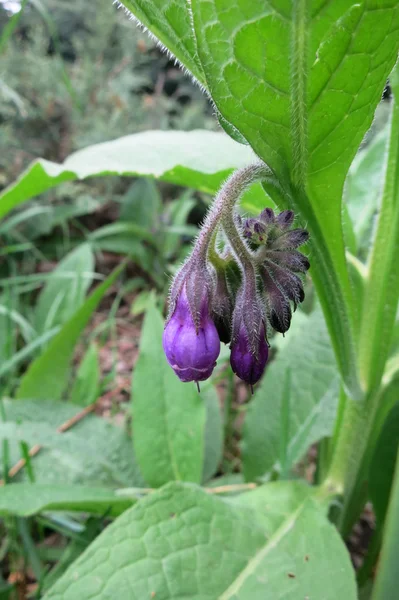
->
[230, 321, 269, 385]
[244, 208, 310, 335]
[230, 288, 268, 385]
[163, 284, 220, 383]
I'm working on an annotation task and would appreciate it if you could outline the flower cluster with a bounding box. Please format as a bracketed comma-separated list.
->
[163, 192, 309, 389]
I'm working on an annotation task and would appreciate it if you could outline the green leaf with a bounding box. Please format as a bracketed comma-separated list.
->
[358, 62, 399, 392]
[230, 480, 314, 534]
[0, 484, 134, 518]
[70, 343, 100, 407]
[0, 399, 145, 487]
[16, 265, 124, 400]
[35, 243, 95, 333]
[132, 297, 206, 486]
[344, 125, 389, 258]
[119, 178, 161, 229]
[130, 290, 152, 317]
[219, 498, 356, 599]
[43, 481, 356, 600]
[243, 310, 338, 481]
[161, 190, 196, 257]
[202, 385, 223, 483]
[190, 0, 399, 398]
[120, 0, 206, 85]
[369, 401, 399, 525]
[0, 130, 257, 219]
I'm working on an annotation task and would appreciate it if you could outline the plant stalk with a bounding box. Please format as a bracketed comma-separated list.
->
[325, 65, 399, 533]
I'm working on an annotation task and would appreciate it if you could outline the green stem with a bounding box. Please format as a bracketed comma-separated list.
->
[357, 527, 382, 587]
[325, 66, 399, 532]
[265, 180, 362, 401]
[192, 163, 270, 265]
[325, 390, 378, 533]
[371, 449, 399, 600]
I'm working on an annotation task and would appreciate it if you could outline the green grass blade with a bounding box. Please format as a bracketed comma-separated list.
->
[15, 264, 125, 400]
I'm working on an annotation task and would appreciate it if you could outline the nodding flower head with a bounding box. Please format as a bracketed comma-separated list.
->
[163, 272, 220, 383]
[230, 288, 269, 386]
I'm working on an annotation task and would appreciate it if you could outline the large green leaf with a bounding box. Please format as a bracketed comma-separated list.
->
[43, 481, 356, 600]
[189, 0, 399, 398]
[0, 130, 257, 219]
[219, 498, 356, 599]
[34, 243, 95, 333]
[0, 484, 134, 518]
[0, 399, 145, 487]
[132, 298, 206, 486]
[242, 309, 338, 481]
[120, 0, 206, 85]
[15, 265, 123, 400]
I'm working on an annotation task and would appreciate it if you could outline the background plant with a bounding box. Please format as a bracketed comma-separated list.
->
[0, 1, 398, 599]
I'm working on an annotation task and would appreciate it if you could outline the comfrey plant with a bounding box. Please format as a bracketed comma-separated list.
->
[2, 2, 398, 600]
[163, 165, 310, 388]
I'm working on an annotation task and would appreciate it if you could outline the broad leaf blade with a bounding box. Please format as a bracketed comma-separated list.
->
[0, 399, 145, 487]
[0, 130, 258, 219]
[220, 499, 356, 600]
[43, 482, 356, 600]
[190, 0, 399, 397]
[242, 310, 338, 481]
[16, 265, 124, 400]
[0, 484, 134, 517]
[190, 1, 398, 197]
[132, 297, 206, 486]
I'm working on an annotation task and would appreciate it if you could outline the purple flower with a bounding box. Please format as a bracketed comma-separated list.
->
[230, 322, 269, 386]
[230, 287, 269, 386]
[163, 286, 220, 383]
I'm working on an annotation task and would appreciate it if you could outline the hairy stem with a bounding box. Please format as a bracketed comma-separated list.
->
[191, 163, 271, 266]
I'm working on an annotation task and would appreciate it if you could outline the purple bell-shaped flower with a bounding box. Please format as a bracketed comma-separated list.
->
[163, 284, 220, 383]
[229, 287, 269, 387]
[230, 322, 269, 386]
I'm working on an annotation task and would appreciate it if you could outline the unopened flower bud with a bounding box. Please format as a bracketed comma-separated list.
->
[230, 321, 269, 386]
[249, 209, 310, 334]
[163, 284, 220, 383]
[261, 269, 292, 334]
[230, 288, 268, 386]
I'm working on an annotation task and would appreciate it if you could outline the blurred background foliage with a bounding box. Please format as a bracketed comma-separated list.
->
[0, 0, 218, 398]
